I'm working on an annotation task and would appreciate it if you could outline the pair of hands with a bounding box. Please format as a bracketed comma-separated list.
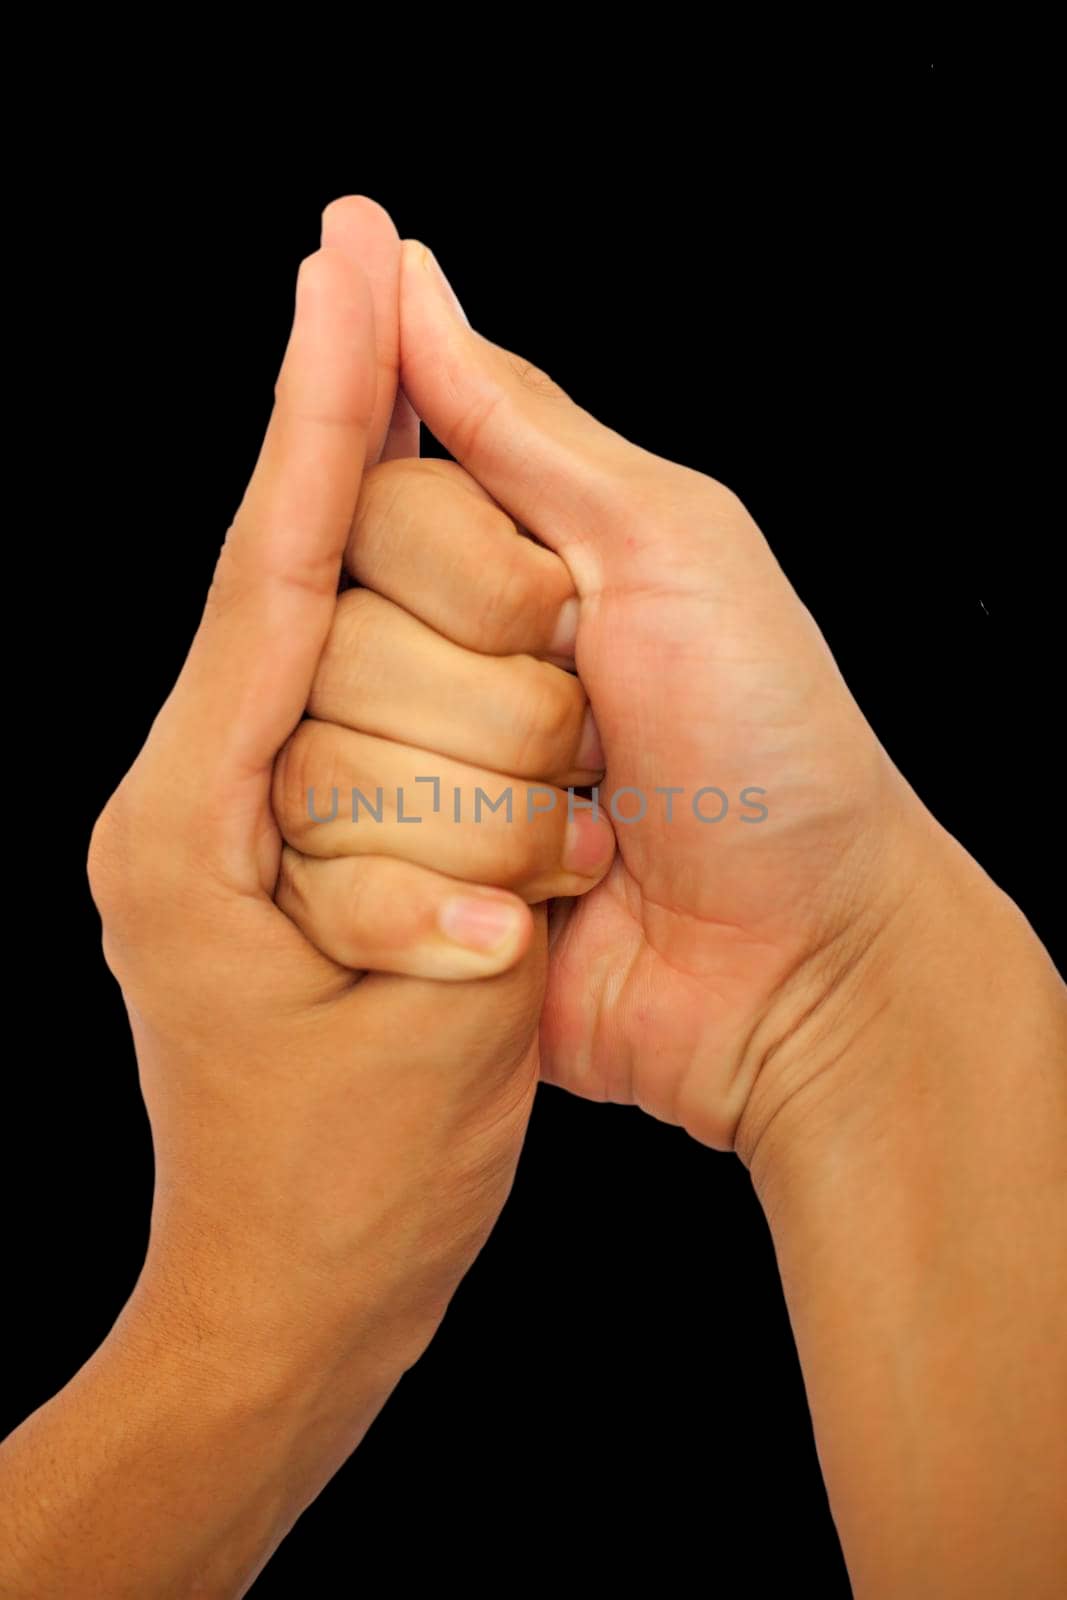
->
[14, 194, 1064, 1600]
[88, 196, 933, 1376]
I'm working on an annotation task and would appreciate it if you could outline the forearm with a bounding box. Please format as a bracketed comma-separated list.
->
[0, 1263, 418, 1598]
[742, 819, 1067, 1598]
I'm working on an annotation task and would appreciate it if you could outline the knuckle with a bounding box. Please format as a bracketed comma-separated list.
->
[514, 813, 552, 887]
[448, 798, 528, 889]
[333, 584, 387, 649]
[351, 870, 419, 954]
[86, 780, 176, 966]
[87, 780, 168, 912]
[510, 662, 582, 776]
[86, 794, 131, 917]
[482, 548, 540, 650]
[272, 722, 330, 844]
[274, 847, 307, 914]
[413, 457, 488, 497]
[340, 860, 377, 935]
[349, 459, 419, 571]
[361, 456, 419, 505]
[489, 796, 551, 889]
[529, 544, 576, 612]
[321, 862, 377, 964]
[311, 589, 393, 720]
[325, 586, 384, 670]
[326, 861, 429, 960]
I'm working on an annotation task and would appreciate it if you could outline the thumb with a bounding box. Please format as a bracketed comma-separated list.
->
[154, 246, 376, 790]
[398, 240, 657, 589]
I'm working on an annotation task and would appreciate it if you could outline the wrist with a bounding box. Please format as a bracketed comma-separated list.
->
[733, 781, 1065, 1200]
[729, 789, 1067, 1596]
[0, 1268, 410, 1600]
[128, 1218, 445, 1414]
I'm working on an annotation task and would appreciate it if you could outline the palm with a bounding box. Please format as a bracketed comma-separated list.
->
[539, 498, 904, 1147]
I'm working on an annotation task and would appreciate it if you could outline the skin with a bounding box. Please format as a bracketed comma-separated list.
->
[388, 242, 1067, 1595]
[2, 199, 1064, 1596]
[0, 201, 613, 1598]
[286, 238, 1067, 1594]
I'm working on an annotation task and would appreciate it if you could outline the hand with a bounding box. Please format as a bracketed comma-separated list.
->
[5, 197, 618, 1600]
[393, 240, 947, 1156]
[88, 202, 563, 1365]
[365, 247, 1065, 1599]
[0, 200, 583, 1599]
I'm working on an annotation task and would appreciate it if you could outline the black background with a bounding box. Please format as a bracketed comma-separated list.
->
[5, 61, 1058, 1595]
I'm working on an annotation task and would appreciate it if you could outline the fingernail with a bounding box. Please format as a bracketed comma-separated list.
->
[417, 243, 471, 327]
[575, 706, 605, 771]
[550, 596, 579, 658]
[563, 810, 615, 877]
[439, 894, 522, 953]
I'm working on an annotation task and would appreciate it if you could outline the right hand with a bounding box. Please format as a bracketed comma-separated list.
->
[376, 238, 959, 1166]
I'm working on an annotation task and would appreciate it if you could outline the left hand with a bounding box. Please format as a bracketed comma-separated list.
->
[1, 197, 604, 1600]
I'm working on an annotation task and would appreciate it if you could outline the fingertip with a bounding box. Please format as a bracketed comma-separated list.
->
[402, 238, 470, 328]
[397, 237, 619, 569]
[400, 238, 434, 296]
[562, 808, 616, 879]
[320, 198, 406, 466]
[437, 890, 532, 970]
[402, 236, 431, 270]
[321, 194, 400, 246]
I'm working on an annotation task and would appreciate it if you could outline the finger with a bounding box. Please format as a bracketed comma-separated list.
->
[309, 588, 603, 787]
[276, 848, 533, 980]
[347, 458, 578, 658]
[320, 196, 406, 464]
[338, 915, 548, 1112]
[158, 247, 376, 786]
[398, 239, 666, 592]
[272, 722, 616, 902]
